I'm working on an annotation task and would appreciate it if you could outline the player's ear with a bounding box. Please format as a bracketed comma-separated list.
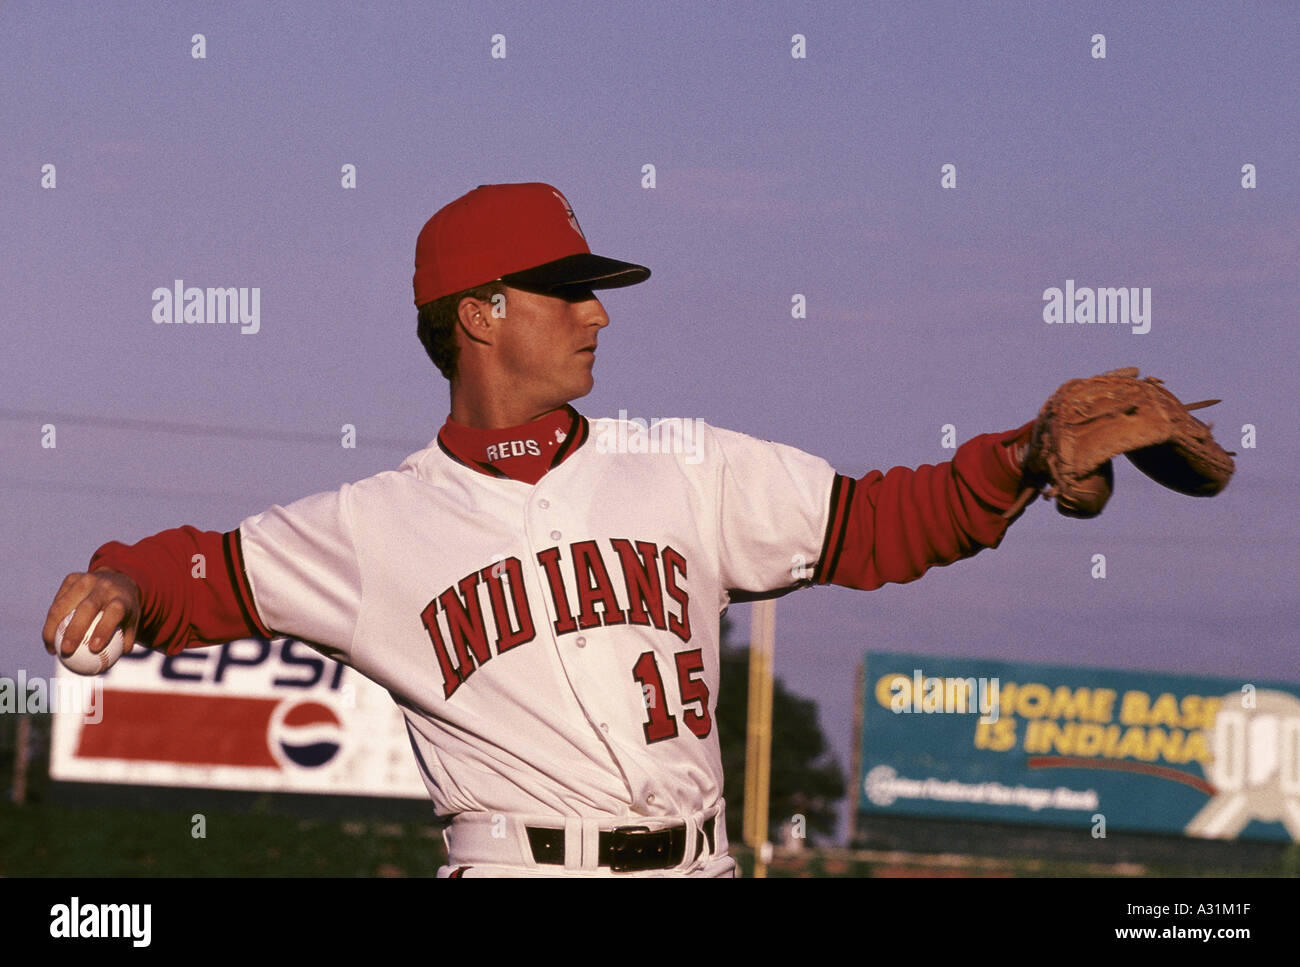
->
[456, 294, 495, 346]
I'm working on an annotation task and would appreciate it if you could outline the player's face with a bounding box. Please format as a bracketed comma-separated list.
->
[497, 285, 610, 411]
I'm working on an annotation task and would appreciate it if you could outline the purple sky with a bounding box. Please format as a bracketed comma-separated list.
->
[3, 2, 1297, 827]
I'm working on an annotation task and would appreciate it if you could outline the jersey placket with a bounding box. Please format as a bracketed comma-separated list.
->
[519, 471, 635, 800]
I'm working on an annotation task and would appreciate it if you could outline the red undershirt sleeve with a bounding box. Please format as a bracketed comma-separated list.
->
[817, 421, 1035, 590]
[88, 525, 272, 655]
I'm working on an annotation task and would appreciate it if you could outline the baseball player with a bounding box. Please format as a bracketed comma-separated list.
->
[43, 182, 1045, 877]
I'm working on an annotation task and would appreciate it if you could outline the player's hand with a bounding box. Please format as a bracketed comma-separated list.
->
[41, 569, 142, 658]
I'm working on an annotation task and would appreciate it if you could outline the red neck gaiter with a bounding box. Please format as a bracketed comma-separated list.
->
[437, 405, 588, 485]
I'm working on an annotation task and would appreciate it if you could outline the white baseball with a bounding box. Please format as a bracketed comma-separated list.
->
[55, 610, 125, 676]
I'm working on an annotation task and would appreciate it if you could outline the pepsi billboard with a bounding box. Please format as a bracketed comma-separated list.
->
[50, 637, 427, 798]
[858, 651, 1300, 842]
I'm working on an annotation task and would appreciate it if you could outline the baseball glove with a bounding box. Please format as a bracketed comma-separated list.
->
[1005, 367, 1236, 519]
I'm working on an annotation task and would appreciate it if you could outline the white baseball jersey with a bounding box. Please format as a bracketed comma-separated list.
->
[237, 409, 836, 825]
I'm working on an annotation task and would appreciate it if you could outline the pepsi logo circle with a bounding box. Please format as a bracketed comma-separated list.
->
[269, 700, 344, 769]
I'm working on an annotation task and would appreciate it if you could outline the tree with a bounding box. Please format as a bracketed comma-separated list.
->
[715, 616, 845, 845]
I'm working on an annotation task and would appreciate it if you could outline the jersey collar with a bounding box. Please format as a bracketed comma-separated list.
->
[437, 404, 590, 484]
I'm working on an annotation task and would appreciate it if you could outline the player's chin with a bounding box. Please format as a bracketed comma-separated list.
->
[570, 365, 596, 397]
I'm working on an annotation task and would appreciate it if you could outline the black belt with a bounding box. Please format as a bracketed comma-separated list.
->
[527, 817, 717, 873]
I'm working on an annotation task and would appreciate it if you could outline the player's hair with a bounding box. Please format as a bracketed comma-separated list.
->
[416, 281, 507, 381]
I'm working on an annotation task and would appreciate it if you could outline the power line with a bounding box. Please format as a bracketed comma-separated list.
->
[0, 408, 430, 450]
[0, 474, 292, 506]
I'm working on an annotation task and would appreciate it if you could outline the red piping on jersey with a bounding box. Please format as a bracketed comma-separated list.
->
[813, 475, 856, 585]
[222, 529, 274, 638]
[434, 442, 510, 479]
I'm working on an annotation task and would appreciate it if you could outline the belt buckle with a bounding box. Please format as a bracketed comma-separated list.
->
[607, 824, 653, 873]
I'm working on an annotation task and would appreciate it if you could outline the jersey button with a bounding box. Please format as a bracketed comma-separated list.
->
[600, 723, 609, 733]
[647, 794, 656, 805]
[538, 499, 550, 509]
[576, 636, 586, 648]
[550, 530, 561, 540]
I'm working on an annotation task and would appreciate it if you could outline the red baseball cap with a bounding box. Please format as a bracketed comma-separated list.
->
[413, 183, 651, 306]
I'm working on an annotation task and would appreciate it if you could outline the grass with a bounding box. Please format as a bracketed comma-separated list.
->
[5, 800, 1293, 877]
[1, 801, 447, 877]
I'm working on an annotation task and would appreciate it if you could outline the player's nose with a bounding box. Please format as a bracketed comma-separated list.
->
[576, 293, 609, 330]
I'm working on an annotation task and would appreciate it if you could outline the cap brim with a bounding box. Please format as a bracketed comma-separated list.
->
[500, 252, 650, 293]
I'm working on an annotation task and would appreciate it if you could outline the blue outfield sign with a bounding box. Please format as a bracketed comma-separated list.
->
[857, 651, 1300, 842]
